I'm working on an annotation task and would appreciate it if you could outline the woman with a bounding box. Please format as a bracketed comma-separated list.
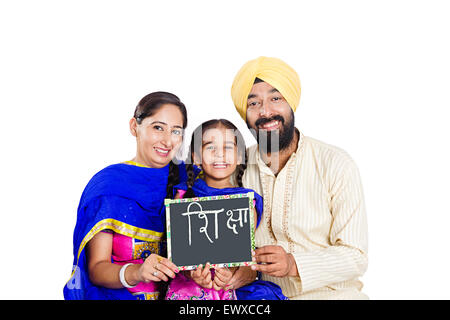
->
[63, 91, 188, 300]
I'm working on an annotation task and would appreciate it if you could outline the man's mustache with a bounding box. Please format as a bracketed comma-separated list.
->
[255, 115, 285, 129]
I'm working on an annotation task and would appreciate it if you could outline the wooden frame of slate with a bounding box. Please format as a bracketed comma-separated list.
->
[164, 192, 256, 271]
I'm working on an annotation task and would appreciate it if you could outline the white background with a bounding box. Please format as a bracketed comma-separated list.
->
[1, 0, 449, 299]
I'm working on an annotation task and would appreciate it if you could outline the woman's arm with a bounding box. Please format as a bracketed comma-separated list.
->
[87, 231, 179, 288]
[87, 231, 134, 288]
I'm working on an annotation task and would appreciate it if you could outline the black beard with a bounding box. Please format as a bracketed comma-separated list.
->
[247, 111, 295, 154]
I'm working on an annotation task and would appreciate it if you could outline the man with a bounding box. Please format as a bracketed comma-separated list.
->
[228, 56, 368, 299]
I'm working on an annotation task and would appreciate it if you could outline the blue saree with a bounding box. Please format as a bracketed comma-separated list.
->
[63, 162, 187, 300]
[173, 175, 288, 300]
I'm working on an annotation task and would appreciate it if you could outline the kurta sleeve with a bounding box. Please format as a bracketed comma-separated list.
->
[291, 158, 369, 293]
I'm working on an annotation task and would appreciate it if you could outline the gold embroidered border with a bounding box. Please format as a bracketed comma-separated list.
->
[132, 292, 160, 300]
[122, 160, 151, 168]
[260, 174, 277, 244]
[66, 218, 163, 283]
[283, 131, 304, 254]
[282, 156, 296, 253]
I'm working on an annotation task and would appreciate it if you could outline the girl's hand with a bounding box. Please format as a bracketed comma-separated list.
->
[224, 266, 257, 291]
[134, 254, 179, 283]
[213, 266, 236, 291]
[189, 263, 213, 289]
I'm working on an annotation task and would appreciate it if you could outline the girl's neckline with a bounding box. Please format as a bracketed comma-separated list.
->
[195, 178, 237, 190]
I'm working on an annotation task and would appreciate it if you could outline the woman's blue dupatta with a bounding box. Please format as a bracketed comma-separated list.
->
[63, 162, 187, 300]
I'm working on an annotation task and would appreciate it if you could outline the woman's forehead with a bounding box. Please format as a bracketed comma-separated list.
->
[141, 104, 184, 127]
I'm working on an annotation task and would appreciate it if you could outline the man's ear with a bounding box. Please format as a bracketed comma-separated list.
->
[129, 118, 138, 137]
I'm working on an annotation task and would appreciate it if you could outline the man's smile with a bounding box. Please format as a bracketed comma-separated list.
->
[255, 115, 285, 132]
[259, 120, 280, 131]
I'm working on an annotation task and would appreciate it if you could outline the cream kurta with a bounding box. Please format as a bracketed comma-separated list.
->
[243, 130, 368, 299]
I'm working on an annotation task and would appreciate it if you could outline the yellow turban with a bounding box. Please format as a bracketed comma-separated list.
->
[231, 56, 301, 120]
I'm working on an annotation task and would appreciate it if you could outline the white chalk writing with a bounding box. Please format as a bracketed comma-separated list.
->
[226, 208, 250, 235]
[181, 202, 224, 245]
[180, 202, 251, 245]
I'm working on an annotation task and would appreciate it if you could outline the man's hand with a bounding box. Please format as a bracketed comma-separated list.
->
[251, 245, 298, 277]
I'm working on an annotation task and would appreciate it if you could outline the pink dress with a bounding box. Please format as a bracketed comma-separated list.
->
[166, 272, 236, 300]
[165, 189, 236, 300]
[106, 230, 163, 300]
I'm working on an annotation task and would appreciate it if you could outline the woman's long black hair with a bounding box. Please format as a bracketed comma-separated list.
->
[183, 119, 247, 198]
[133, 91, 187, 199]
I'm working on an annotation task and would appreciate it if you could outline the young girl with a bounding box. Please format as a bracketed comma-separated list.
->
[165, 119, 264, 300]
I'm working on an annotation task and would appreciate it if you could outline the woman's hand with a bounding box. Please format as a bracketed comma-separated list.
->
[131, 254, 179, 284]
[189, 263, 213, 289]
[213, 266, 236, 291]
